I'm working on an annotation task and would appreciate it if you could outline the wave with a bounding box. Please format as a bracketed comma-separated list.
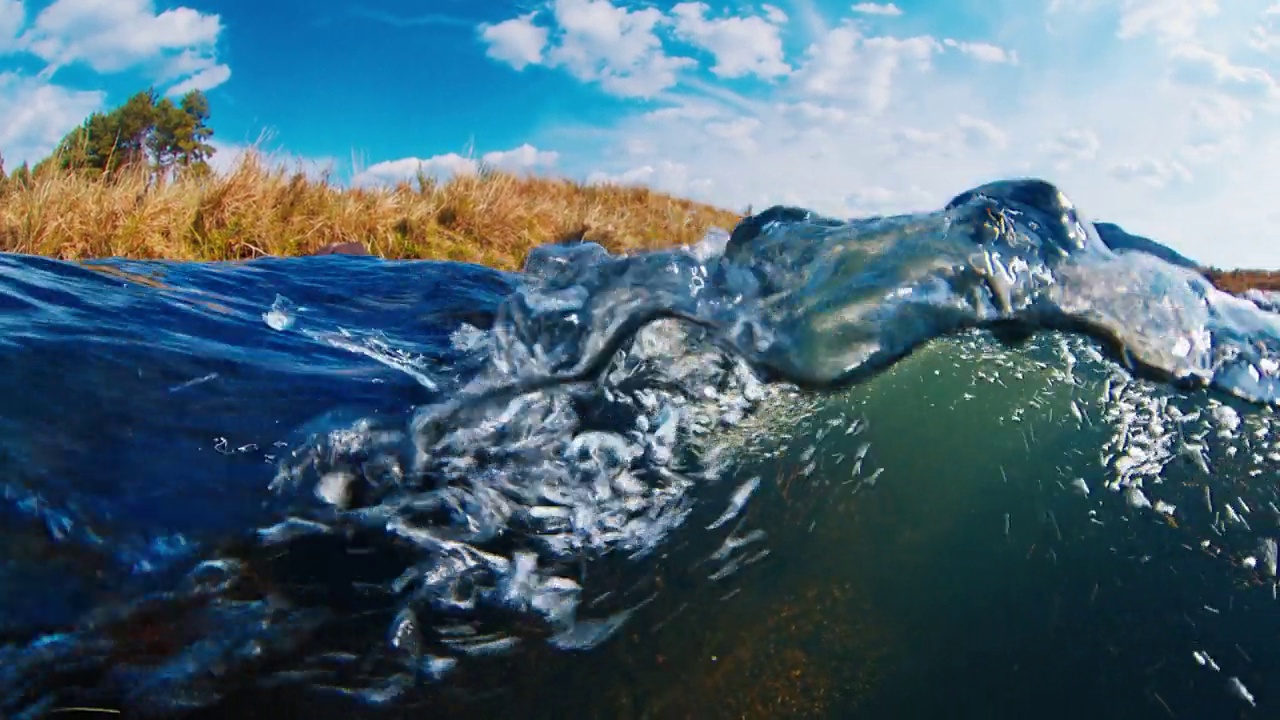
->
[3, 178, 1280, 717]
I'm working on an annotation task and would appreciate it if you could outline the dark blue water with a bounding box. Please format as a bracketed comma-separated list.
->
[3, 179, 1280, 719]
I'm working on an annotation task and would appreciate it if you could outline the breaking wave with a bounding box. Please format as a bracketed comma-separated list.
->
[3, 178, 1280, 718]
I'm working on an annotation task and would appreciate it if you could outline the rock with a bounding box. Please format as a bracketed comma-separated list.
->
[311, 241, 371, 256]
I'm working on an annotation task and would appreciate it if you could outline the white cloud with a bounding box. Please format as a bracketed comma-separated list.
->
[207, 139, 339, 182]
[1048, 0, 1221, 43]
[18, 0, 225, 86]
[352, 144, 560, 187]
[705, 116, 761, 152]
[0, 0, 232, 165]
[1189, 94, 1253, 140]
[465, 1, 1280, 268]
[478, 0, 701, 97]
[0, 0, 229, 104]
[482, 143, 561, 171]
[779, 100, 850, 125]
[166, 63, 231, 96]
[1252, 24, 1280, 52]
[850, 3, 903, 16]
[0, 73, 104, 167]
[1116, 0, 1219, 44]
[669, 2, 790, 79]
[544, 0, 695, 97]
[588, 159, 716, 198]
[1252, 3, 1280, 51]
[355, 155, 475, 186]
[1041, 128, 1101, 168]
[1168, 44, 1279, 100]
[942, 38, 1018, 64]
[1109, 157, 1194, 188]
[955, 114, 1008, 150]
[1044, 0, 1223, 44]
[844, 184, 932, 215]
[0, 0, 23, 51]
[791, 24, 940, 113]
[891, 126, 946, 152]
[479, 13, 549, 70]
[762, 4, 789, 25]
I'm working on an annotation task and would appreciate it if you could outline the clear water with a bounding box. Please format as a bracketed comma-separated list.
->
[3, 179, 1279, 719]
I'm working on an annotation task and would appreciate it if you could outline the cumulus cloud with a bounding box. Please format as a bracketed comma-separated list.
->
[942, 38, 1018, 64]
[479, 13, 549, 70]
[0, 72, 104, 167]
[790, 25, 940, 113]
[0, 0, 23, 51]
[484, 144, 562, 172]
[1115, 0, 1220, 44]
[17, 0, 227, 91]
[762, 4, 789, 25]
[669, 2, 790, 79]
[353, 144, 560, 187]
[478, 1, 1280, 267]
[0, 0, 231, 165]
[850, 3, 903, 16]
[1048, 0, 1221, 44]
[480, 0, 696, 98]
[588, 159, 716, 199]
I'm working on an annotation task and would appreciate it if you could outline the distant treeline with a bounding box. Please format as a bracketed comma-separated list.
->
[0, 88, 215, 190]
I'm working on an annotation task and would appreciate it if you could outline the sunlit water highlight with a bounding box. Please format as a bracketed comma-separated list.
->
[2, 179, 1279, 718]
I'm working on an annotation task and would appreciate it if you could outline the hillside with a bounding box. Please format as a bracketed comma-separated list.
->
[0, 152, 1275, 294]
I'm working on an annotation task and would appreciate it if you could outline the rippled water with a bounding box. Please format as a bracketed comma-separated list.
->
[3, 179, 1280, 719]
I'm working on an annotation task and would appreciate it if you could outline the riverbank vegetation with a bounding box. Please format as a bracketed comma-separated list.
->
[0, 88, 740, 270]
[0, 148, 741, 270]
[0, 89, 1275, 288]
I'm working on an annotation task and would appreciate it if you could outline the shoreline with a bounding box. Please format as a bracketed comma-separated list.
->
[1, 152, 1275, 293]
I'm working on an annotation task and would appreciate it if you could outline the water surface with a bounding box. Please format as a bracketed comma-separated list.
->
[2, 179, 1278, 719]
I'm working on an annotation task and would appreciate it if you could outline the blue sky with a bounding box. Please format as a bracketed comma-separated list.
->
[1, 0, 1279, 268]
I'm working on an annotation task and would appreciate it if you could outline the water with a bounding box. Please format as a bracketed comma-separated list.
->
[3, 178, 1280, 718]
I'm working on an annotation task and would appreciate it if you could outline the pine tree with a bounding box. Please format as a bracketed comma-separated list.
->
[176, 90, 215, 170]
[151, 90, 215, 173]
[43, 88, 217, 178]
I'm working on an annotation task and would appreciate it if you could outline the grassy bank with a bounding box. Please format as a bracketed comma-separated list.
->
[1200, 269, 1280, 296]
[0, 151, 1275, 293]
[0, 151, 742, 271]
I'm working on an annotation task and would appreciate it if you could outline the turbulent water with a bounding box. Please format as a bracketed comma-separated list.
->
[3, 179, 1280, 719]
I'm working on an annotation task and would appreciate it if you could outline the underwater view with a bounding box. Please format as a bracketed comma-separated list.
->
[2, 179, 1279, 718]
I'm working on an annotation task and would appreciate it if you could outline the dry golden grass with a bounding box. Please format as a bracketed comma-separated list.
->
[0, 150, 743, 271]
[3, 151, 1279, 294]
[1201, 268, 1280, 296]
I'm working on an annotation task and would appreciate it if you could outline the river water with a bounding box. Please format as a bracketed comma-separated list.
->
[2, 179, 1277, 719]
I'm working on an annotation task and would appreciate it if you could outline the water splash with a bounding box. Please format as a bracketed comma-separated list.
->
[6, 178, 1280, 716]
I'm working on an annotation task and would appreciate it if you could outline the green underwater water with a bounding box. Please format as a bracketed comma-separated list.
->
[197, 330, 1277, 720]
[557, 331, 1276, 719]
